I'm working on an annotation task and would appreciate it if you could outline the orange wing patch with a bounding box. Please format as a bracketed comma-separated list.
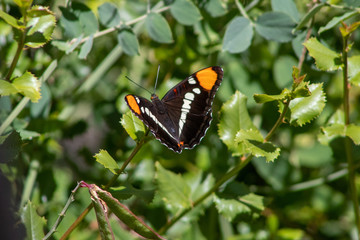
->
[196, 67, 218, 91]
[125, 95, 141, 115]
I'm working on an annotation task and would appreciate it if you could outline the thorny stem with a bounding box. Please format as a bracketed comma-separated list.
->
[59, 130, 149, 240]
[342, 32, 360, 236]
[43, 183, 82, 240]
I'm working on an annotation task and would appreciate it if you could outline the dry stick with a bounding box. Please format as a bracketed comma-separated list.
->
[59, 130, 150, 240]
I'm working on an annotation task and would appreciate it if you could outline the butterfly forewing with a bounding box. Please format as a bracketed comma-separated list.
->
[125, 66, 223, 153]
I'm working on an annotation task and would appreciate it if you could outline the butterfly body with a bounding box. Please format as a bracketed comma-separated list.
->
[125, 66, 223, 153]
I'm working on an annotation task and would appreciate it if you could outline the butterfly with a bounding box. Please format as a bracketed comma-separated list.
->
[125, 66, 223, 153]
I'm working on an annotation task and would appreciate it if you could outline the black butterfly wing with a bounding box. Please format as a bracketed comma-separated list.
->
[124, 94, 182, 153]
[162, 66, 223, 150]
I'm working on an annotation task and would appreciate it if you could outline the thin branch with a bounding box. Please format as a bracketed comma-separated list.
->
[43, 182, 82, 240]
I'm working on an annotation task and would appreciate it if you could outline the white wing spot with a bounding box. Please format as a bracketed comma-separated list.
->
[184, 92, 195, 101]
[193, 88, 201, 94]
[188, 77, 196, 85]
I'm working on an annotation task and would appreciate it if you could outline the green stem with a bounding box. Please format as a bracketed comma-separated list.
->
[342, 33, 360, 236]
[265, 99, 289, 142]
[43, 182, 81, 240]
[159, 155, 252, 234]
[5, 29, 26, 81]
[235, 0, 251, 20]
[20, 160, 39, 209]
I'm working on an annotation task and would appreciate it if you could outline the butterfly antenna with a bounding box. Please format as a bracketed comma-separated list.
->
[126, 76, 152, 95]
[154, 64, 161, 93]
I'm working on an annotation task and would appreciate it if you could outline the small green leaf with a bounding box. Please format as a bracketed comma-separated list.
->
[204, 0, 227, 17]
[12, 71, 41, 102]
[254, 89, 290, 103]
[235, 129, 280, 162]
[218, 91, 257, 153]
[214, 193, 264, 221]
[318, 11, 358, 34]
[170, 0, 202, 26]
[284, 83, 326, 126]
[346, 124, 360, 145]
[255, 12, 295, 42]
[0, 9, 22, 28]
[303, 38, 342, 71]
[0, 80, 18, 96]
[121, 111, 146, 142]
[277, 228, 304, 239]
[271, 0, 300, 22]
[223, 16, 253, 53]
[25, 6, 56, 48]
[318, 123, 345, 145]
[18, 129, 40, 140]
[79, 34, 93, 59]
[145, 12, 173, 43]
[94, 150, 120, 175]
[348, 55, 360, 86]
[98, 2, 120, 28]
[21, 201, 46, 240]
[155, 162, 192, 213]
[117, 28, 140, 56]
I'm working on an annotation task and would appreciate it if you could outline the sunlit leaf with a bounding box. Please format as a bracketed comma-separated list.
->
[145, 12, 173, 43]
[25, 6, 56, 48]
[0, 80, 18, 96]
[346, 124, 360, 145]
[254, 89, 290, 104]
[223, 16, 253, 53]
[348, 55, 360, 86]
[170, 0, 202, 26]
[303, 37, 341, 71]
[318, 123, 360, 145]
[121, 111, 146, 142]
[235, 129, 280, 162]
[284, 83, 326, 126]
[94, 149, 120, 175]
[155, 162, 192, 213]
[218, 91, 257, 153]
[0, 9, 22, 29]
[12, 71, 41, 102]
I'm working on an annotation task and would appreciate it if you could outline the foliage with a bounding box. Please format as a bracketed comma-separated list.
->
[1, 0, 360, 240]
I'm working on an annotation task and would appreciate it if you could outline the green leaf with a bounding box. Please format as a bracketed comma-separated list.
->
[223, 17, 253, 53]
[25, 6, 56, 48]
[296, 143, 333, 168]
[218, 91, 257, 153]
[273, 55, 297, 88]
[170, 0, 202, 26]
[0, 80, 18, 96]
[18, 129, 40, 140]
[98, 2, 120, 28]
[155, 162, 192, 213]
[12, 71, 41, 102]
[348, 55, 360, 86]
[121, 111, 146, 142]
[214, 193, 264, 221]
[346, 124, 360, 145]
[277, 228, 304, 239]
[254, 88, 290, 103]
[204, 0, 227, 17]
[284, 83, 326, 126]
[318, 123, 345, 145]
[59, 6, 82, 38]
[0, 131, 21, 162]
[271, 0, 300, 22]
[294, 3, 325, 32]
[0, 9, 22, 29]
[319, 11, 358, 34]
[79, 34, 93, 59]
[94, 150, 120, 175]
[21, 201, 46, 240]
[145, 12, 173, 44]
[30, 81, 51, 118]
[255, 12, 295, 42]
[117, 28, 140, 56]
[235, 129, 280, 162]
[303, 37, 342, 71]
